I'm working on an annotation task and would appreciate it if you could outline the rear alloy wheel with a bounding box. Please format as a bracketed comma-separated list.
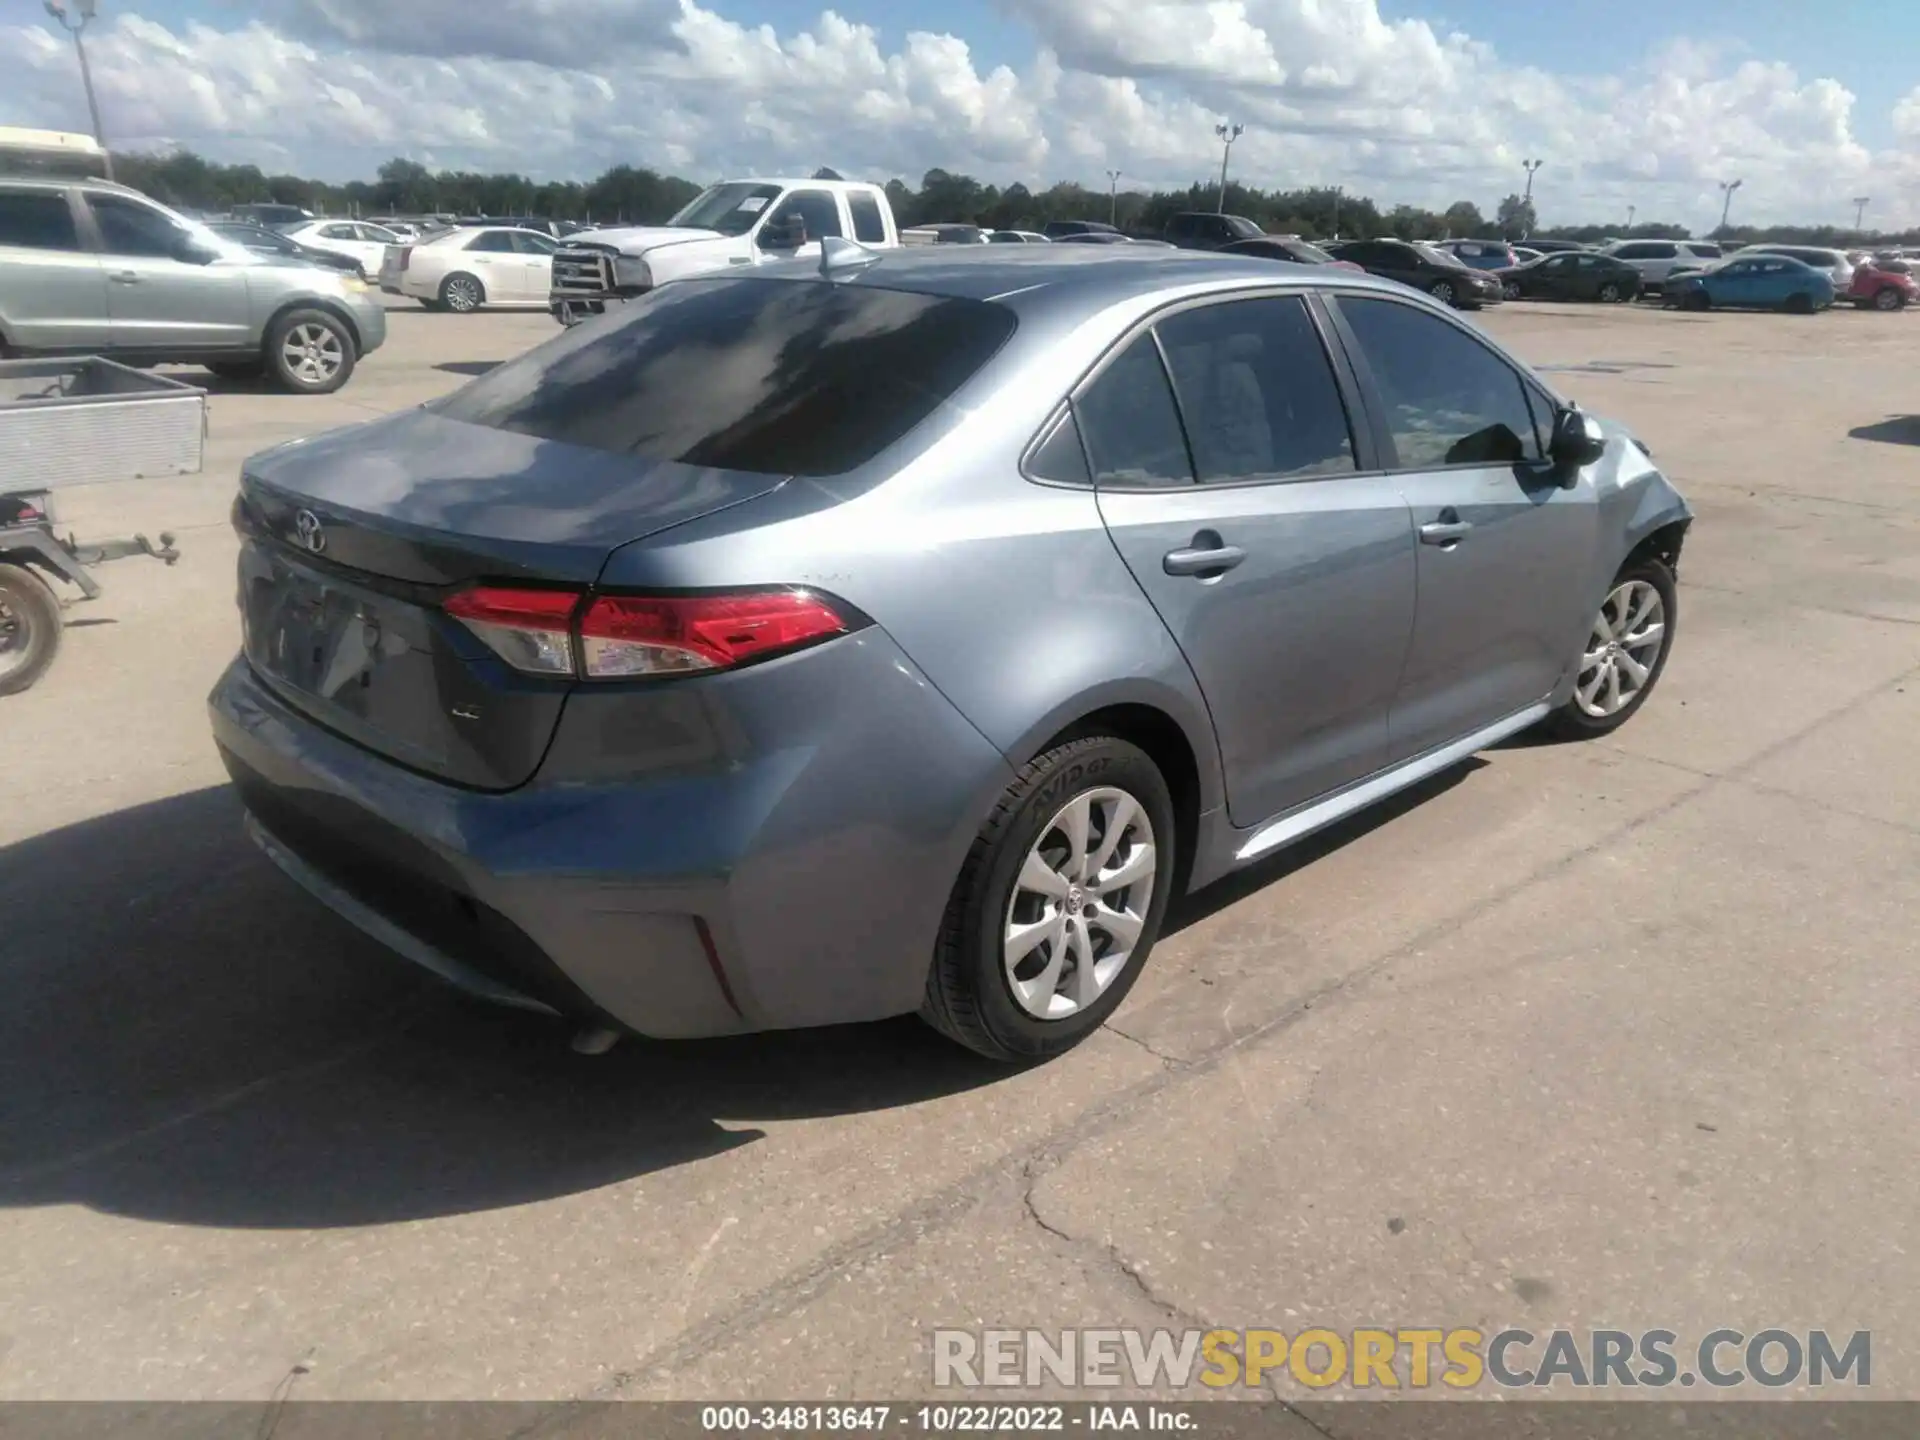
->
[1503, 280, 1522, 300]
[1429, 280, 1456, 306]
[441, 273, 484, 313]
[1546, 557, 1676, 739]
[1597, 281, 1623, 303]
[267, 309, 356, 394]
[1873, 287, 1905, 311]
[0, 563, 62, 696]
[923, 736, 1176, 1061]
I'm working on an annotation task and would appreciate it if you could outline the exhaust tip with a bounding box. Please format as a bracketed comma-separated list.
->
[570, 1025, 623, 1056]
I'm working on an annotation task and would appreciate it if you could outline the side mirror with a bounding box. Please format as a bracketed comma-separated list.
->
[1549, 406, 1607, 470]
[757, 216, 804, 252]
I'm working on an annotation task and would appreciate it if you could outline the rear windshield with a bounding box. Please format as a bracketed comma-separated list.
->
[434, 277, 1017, 477]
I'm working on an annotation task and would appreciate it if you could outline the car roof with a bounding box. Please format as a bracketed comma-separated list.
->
[0, 173, 143, 197]
[751, 245, 1420, 325]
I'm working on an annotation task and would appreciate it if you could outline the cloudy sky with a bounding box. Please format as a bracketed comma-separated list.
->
[9, 0, 1920, 228]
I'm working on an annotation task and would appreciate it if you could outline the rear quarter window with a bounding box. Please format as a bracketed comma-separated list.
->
[433, 278, 1017, 477]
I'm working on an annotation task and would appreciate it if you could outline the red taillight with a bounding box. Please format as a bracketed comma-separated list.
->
[579, 591, 847, 677]
[444, 586, 579, 675]
[442, 585, 848, 679]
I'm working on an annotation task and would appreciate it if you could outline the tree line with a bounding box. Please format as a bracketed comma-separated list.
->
[112, 150, 1920, 248]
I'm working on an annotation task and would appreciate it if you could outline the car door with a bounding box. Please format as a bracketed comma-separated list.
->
[83, 192, 253, 352]
[1708, 258, 1762, 307]
[1081, 294, 1418, 826]
[461, 229, 522, 298]
[1326, 291, 1600, 759]
[1531, 253, 1578, 298]
[0, 185, 110, 351]
[510, 229, 555, 300]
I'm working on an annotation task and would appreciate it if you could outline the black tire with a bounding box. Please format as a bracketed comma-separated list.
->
[1502, 281, 1522, 301]
[922, 736, 1177, 1062]
[0, 563, 62, 697]
[441, 273, 485, 313]
[1784, 292, 1816, 314]
[1544, 555, 1677, 740]
[1597, 281, 1623, 303]
[1429, 280, 1456, 306]
[266, 308, 357, 395]
[1873, 287, 1905, 311]
[204, 359, 266, 381]
[1684, 290, 1710, 311]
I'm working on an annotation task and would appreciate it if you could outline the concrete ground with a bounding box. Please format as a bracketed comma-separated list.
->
[2, 294, 1917, 1409]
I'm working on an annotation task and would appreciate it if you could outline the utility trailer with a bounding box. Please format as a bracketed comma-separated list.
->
[0, 358, 196, 695]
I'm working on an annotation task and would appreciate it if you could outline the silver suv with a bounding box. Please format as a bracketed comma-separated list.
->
[1601, 239, 1724, 287]
[0, 177, 386, 394]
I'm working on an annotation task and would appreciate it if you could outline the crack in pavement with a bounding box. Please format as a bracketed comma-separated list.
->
[1019, 1159, 1210, 1333]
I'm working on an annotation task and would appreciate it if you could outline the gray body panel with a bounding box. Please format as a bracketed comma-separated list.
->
[211, 248, 1690, 1036]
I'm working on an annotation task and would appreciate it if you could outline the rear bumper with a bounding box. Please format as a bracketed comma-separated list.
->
[207, 631, 1012, 1040]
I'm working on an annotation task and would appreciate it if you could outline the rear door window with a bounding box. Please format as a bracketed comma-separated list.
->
[1153, 298, 1356, 482]
[1073, 335, 1194, 488]
[847, 192, 887, 243]
[465, 230, 517, 252]
[434, 277, 1016, 477]
[0, 190, 80, 251]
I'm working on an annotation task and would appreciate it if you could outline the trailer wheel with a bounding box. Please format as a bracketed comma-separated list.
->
[0, 562, 62, 696]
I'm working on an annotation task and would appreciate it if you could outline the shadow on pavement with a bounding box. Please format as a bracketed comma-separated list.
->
[435, 361, 501, 377]
[1848, 415, 1920, 447]
[0, 787, 1007, 1231]
[1165, 758, 1484, 936]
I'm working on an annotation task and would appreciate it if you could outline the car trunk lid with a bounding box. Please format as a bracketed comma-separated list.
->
[235, 409, 786, 790]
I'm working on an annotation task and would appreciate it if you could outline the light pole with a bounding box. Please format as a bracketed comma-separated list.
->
[1717, 178, 1743, 233]
[43, 0, 112, 181]
[1330, 184, 1343, 240]
[1106, 169, 1122, 228]
[1853, 195, 1870, 231]
[1214, 122, 1243, 213]
[1522, 158, 1542, 201]
[1626, 204, 1636, 234]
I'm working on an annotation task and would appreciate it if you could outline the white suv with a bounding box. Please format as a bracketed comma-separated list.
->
[1602, 239, 1724, 286]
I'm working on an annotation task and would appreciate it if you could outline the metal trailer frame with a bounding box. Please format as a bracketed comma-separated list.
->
[0, 357, 199, 693]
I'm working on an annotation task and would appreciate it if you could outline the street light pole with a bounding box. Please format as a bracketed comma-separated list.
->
[1626, 204, 1636, 234]
[1717, 178, 1743, 233]
[1106, 169, 1122, 228]
[1214, 122, 1243, 214]
[1852, 195, 1870, 231]
[1522, 158, 1542, 201]
[43, 0, 113, 182]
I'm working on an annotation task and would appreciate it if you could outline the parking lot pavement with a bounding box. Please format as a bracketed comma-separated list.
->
[2, 301, 1917, 1401]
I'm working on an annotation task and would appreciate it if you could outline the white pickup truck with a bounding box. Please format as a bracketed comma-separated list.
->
[548, 178, 902, 325]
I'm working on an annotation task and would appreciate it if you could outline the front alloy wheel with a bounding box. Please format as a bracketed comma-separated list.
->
[1503, 280, 1522, 300]
[1430, 280, 1456, 305]
[1576, 579, 1665, 718]
[1598, 281, 1623, 303]
[1546, 556, 1677, 738]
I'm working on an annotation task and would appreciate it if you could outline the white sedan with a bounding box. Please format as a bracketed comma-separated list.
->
[380, 226, 558, 312]
[281, 219, 404, 278]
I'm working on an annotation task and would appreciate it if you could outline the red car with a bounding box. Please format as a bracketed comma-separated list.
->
[1849, 259, 1917, 311]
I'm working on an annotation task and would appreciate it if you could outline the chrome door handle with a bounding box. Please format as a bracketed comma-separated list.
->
[108, 271, 141, 284]
[1163, 544, 1246, 577]
[1419, 520, 1473, 545]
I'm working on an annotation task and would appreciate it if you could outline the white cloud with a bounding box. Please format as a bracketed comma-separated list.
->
[4, 1, 1916, 228]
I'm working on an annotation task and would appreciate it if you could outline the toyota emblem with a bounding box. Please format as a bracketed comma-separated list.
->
[294, 510, 327, 555]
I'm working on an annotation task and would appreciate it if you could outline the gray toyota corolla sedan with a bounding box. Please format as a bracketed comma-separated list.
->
[209, 242, 1690, 1062]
